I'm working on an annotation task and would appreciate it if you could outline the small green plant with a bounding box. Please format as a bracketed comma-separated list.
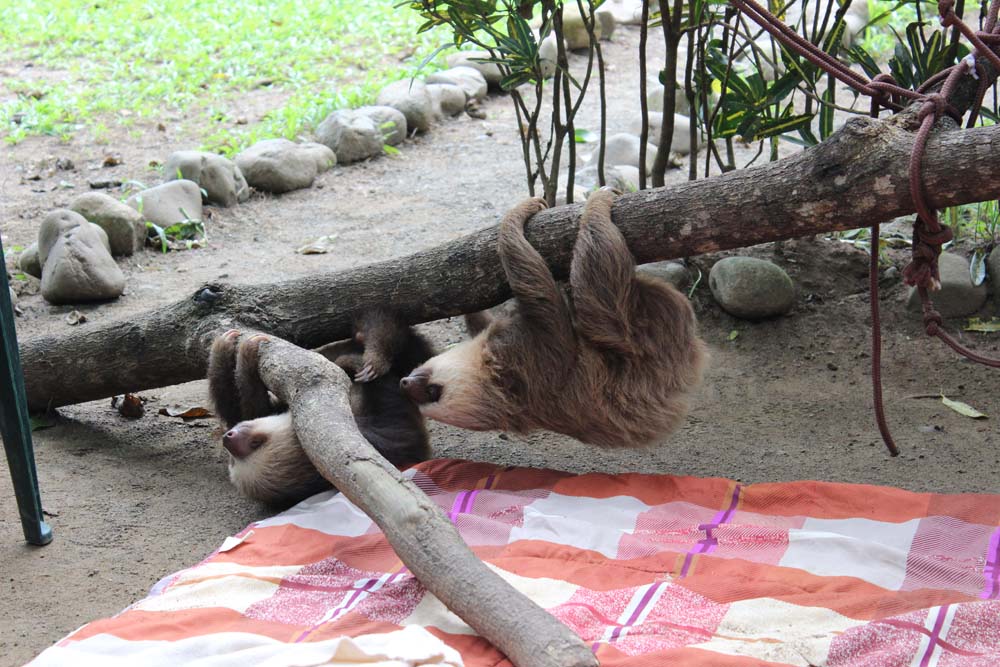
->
[146, 208, 208, 253]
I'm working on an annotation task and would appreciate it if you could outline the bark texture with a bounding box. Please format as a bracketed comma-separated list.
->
[20, 118, 1000, 410]
[253, 336, 597, 667]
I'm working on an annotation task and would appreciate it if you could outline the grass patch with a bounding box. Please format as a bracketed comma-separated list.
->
[0, 0, 449, 154]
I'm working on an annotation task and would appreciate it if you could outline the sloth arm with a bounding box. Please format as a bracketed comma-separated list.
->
[569, 189, 636, 352]
[498, 198, 575, 351]
[207, 333, 244, 428]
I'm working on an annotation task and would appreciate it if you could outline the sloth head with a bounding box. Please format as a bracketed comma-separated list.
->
[399, 333, 508, 431]
[222, 413, 328, 505]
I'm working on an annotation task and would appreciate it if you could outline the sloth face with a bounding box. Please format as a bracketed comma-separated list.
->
[223, 413, 323, 504]
[400, 334, 498, 431]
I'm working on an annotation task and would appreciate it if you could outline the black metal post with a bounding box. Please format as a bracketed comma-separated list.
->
[0, 233, 52, 545]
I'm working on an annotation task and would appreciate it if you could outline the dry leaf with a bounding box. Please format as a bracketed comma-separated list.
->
[296, 234, 339, 255]
[117, 393, 145, 419]
[964, 317, 1000, 333]
[940, 395, 987, 419]
[158, 405, 213, 420]
[65, 310, 87, 325]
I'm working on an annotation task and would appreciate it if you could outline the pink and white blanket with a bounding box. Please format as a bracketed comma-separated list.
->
[30, 459, 1000, 666]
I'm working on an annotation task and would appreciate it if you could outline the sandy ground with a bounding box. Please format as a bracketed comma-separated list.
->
[2, 25, 999, 666]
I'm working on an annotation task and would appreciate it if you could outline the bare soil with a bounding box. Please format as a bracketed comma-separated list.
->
[2, 27, 999, 666]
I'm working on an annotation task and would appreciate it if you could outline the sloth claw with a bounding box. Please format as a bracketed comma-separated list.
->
[355, 363, 376, 383]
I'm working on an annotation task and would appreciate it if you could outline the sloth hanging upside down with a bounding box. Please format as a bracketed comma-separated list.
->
[400, 188, 708, 449]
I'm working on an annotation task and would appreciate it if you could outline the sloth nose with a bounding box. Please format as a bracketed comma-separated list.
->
[223, 429, 253, 459]
[400, 371, 439, 404]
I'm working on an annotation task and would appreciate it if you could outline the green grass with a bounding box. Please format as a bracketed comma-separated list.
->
[0, 0, 449, 154]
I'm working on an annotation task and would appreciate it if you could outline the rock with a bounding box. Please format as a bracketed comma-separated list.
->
[126, 180, 203, 226]
[316, 110, 383, 163]
[234, 139, 320, 194]
[376, 79, 434, 133]
[427, 83, 467, 118]
[554, 185, 590, 206]
[628, 112, 692, 155]
[614, 164, 641, 191]
[604, 0, 646, 25]
[39, 210, 110, 267]
[596, 8, 616, 39]
[426, 66, 489, 101]
[69, 192, 146, 255]
[355, 106, 408, 146]
[446, 51, 503, 88]
[162, 151, 249, 207]
[988, 246, 1000, 297]
[906, 252, 987, 318]
[40, 223, 125, 304]
[539, 34, 559, 78]
[646, 79, 704, 115]
[638, 261, 690, 289]
[709, 256, 795, 320]
[18, 243, 42, 279]
[297, 142, 337, 173]
[593, 133, 657, 175]
[562, 2, 602, 49]
[574, 165, 629, 193]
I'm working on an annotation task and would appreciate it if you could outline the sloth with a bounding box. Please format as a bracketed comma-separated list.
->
[400, 189, 708, 448]
[207, 309, 435, 505]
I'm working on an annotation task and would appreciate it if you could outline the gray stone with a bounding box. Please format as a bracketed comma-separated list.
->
[126, 180, 203, 226]
[427, 83, 467, 118]
[593, 133, 657, 175]
[613, 164, 641, 191]
[638, 261, 690, 289]
[987, 246, 1000, 297]
[162, 151, 249, 207]
[316, 110, 383, 164]
[69, 192, 146, 255]
[709, 256, 795, 320]
[605, 0, 646, 25]
[234, 139, 319, 194]
[39, 210, 110, 267]
[376, 80, 433, 133]
[41, 223, 125, 304]
[627, 112, 692, 155]
[539, 34, 559, 78]
[446, 51, 503, 88]
[427, 66, 488, 102]
[562, 2, 602, 49]
[596, 7, 616, 39]
[297, 142, 337, 173]
[355, 106, 408, 146]
[906, 252, 988, 318]
[574, 165, 629, 193]
[18, 243, 42, 279]
[554, 185, 590, 206]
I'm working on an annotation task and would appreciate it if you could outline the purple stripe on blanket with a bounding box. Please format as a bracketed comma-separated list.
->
[981, 525, 1000, 600]
[679, 484, 742, 578]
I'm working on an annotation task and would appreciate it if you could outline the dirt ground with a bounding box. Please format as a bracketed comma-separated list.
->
[2, 26, 1000, 666]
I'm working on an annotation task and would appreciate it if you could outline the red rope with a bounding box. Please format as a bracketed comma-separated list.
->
[730, 0, 1000, 455]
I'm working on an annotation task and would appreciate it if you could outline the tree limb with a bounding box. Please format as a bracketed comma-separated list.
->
[20, 117, 1000, 410]
[252, 335, 597, 667]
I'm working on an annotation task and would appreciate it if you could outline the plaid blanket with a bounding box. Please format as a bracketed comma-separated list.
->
[30, 459, 1000, 666]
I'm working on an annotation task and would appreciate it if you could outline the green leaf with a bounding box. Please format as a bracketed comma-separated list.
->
[971, 248, 987, 286]
[848, 45, 882, 80]
[574, 128, 598, 143]
[755, 113, 815, 140]
[964, 317, 1000, 333]
[941, 395, 987, 419]
[728, 329, 740, 341]
[819, 81, 835, 139]
[30, 415, 56, 431]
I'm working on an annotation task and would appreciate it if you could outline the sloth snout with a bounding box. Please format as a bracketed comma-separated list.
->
[400, 370, 441, 404]
[223, 428, 257, 459]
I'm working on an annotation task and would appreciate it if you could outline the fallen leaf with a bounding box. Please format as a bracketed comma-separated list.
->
[65, 310, 87, 325]
[30, 415, 56, 431]
[964, 317, 1000, 333]
[728, 329, 740, 341]
[940, 395, 987, 419]
[296, 234, 339, 254]
[116, 393, 145, 419]
[102, 154, 122, 167]
[158, 405, 213, 420]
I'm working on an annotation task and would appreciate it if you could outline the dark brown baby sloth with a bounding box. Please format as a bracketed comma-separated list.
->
[400, 189, 708, 448]
[208, 309, 435, 505]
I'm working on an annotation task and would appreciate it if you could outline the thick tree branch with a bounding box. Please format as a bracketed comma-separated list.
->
[20, 118, 1000, 410]
[253, 336, 597, 667]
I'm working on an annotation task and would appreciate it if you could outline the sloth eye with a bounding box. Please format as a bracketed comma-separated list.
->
[427, 384, 442, 403]
[250, 437, 266, 449]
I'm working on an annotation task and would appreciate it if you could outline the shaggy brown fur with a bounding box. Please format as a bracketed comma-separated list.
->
[208, 309, 435, 505]
[400, 189, 708, 448]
